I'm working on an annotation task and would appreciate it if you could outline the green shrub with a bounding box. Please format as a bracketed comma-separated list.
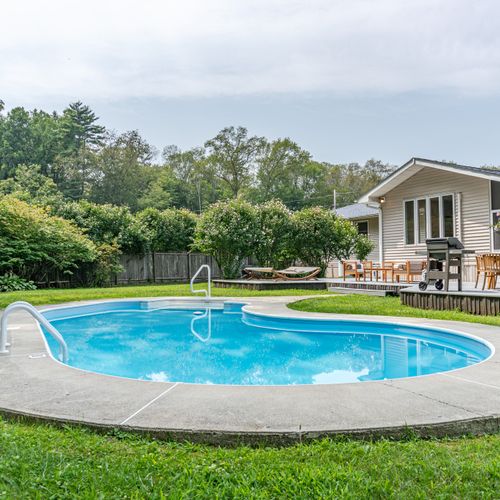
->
[354, 234, 375, 261]
[194, 200, 259, 278]
[291, 207, 368, 274]
[0, 196, 96, 281]
[54, 200, 149, 254]
[136, 207, 197, 252]
[254, 200, 294, 268]
[75, 242, 123, 287]
[0, 273, 36, 292]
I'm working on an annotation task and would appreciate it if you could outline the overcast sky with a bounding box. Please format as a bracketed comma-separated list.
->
[1, 0, 499, 165]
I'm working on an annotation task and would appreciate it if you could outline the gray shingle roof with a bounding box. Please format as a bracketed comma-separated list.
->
[335, 203, 379, 219]
[409, 158, 500, 178]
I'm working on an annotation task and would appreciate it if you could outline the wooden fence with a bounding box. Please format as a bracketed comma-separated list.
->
[36, 252, 230, 288]
[115, 252, 224, 285]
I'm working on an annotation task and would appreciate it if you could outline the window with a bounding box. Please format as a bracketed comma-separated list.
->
[405, 200, 415, 245]
[404, 194, 454, 244]
[356, 220, 368, 235]
[430, 197, 440, 238]
[442, 195, 454, 237]
[417, 199, 426, 244]
[491, 182, 500, 250]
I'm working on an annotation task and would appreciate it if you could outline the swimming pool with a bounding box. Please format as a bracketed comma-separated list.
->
[40, 300, 492, 386]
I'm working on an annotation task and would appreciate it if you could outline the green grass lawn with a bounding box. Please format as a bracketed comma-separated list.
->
[1, 290, 500, 497]
[289, 293, 500, 327]
[0, 419, 498, 498]
[0, 282, 331, 309]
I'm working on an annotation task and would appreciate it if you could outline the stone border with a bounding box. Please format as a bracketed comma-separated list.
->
[1, 296, 499, 445]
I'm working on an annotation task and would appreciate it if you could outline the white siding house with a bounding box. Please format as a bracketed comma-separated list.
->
[339, 158, 500, 282]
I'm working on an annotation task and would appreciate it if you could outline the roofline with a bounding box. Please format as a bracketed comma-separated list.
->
[358, 157, 500, 203]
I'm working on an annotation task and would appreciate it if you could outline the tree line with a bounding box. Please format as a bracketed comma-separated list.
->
[0, 100, 395, 212]
[0, 196, 373, 287]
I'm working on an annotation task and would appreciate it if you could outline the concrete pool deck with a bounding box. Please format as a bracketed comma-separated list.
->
[0, 296, 499, 444]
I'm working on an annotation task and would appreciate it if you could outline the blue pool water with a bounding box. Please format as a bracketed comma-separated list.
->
[41, 301, 491, 385]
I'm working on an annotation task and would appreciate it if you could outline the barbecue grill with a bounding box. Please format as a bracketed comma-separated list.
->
[418, 237, 466, 292]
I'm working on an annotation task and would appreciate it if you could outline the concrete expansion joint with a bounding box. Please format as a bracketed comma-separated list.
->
[382, 381, 482, 417]
[120, 382, 180, 426]
[443, 373, 500, 391]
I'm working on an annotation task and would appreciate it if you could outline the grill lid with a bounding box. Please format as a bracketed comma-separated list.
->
[425, 237, 464, 249]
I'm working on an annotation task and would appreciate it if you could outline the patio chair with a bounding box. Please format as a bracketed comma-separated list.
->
[481, 254, 500, 289]
[475, 255, 486, 289]
[393, 260, 425, 283]
[242, 267, 275, 280]
[360, 260, 374, 281]
[273, 266, 321, 280]
[342, 260, 361, 281]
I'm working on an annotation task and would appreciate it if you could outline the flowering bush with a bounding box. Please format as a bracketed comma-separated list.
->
[290, 207, 373, 274]
[194, 200, 259, 278]
[254, 200, 294, 268]
[136, 207, 197, 252]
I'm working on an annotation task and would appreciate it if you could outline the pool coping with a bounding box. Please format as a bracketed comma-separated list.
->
[1, 296, 500, 444]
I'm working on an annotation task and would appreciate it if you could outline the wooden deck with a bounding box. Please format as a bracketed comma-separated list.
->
[213, 278, 328, 291]
[214, 277, 500, 315]
[213, 277, 413, 293]
[400, 283, 500, 315]
[327, 279, 412, 295]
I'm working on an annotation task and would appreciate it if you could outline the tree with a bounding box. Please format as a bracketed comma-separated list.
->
[86, 132, 156, 210]
[137, 166, 177, 210]
[324, 159, 395, 208]
[0, 196, 95, 281]
[0, 107, 35, 178]
[254, 200, 294, 268]
[163, 146, 219, 212]
[136, 208, 197, 252]
[0, 164, 63, 206]
[54, 200, 149, 255]
[290, 207, 371, 275]
[59, 101, 106, 154]
[194, 200, 259, 278]
[253, 139, 316, 207]
[205, 126, 266, 197]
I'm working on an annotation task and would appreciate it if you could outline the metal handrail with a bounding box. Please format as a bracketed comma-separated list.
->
[190, 308, 212, 342]
[0, 301, 68, 362]
[190, 264, 211, 299]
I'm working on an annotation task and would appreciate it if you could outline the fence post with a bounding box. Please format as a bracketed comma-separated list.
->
[187, 253, 191, 280]
[152, 252, 156, 283]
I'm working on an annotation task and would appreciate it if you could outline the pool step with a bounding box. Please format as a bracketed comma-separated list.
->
[327, 287, 396, 297]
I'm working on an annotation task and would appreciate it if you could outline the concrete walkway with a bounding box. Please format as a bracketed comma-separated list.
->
[1, 296, 499, 444]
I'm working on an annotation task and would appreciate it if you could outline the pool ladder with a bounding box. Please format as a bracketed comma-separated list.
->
[0, 301, 68, 362]
[190, 264, 211, 299]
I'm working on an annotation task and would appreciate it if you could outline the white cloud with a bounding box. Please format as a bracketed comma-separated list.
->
[1, 0, 500, 102]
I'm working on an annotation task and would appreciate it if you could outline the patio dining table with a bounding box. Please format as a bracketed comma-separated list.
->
[366, 263, 394, 282]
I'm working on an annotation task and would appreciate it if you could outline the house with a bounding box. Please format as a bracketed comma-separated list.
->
[335, 203, 380, 263]
[335, 157, 500, 281]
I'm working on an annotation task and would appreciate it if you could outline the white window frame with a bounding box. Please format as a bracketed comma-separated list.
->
[491, 209, 500, 250]
[403, 193, 455, 246]
[490, 180, 500, 251]
[403, 200, 416, 245]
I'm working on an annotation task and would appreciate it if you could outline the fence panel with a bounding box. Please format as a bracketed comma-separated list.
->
[35, 252, 238, 287]
[117, 254, 152, 284]
[153, 253, 189, 282]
